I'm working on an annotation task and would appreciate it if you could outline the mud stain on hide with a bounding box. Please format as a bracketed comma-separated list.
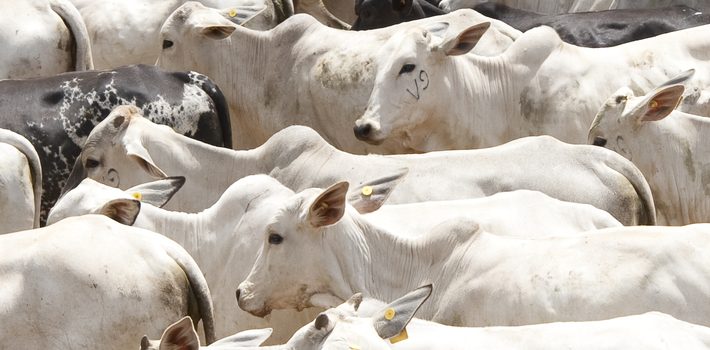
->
[314, 51, 373, 90]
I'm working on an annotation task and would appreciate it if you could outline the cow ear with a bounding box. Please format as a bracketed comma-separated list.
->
[126, 176, 186, 208]
[372, 285, 432, 340]
[308, 182, 349, 227]
[159, 317, 200, 350]
[199, 24, 237, 40]
[124, 140, 168, 179]
[98, 199, 140, 226]
[436, 22, 490, 56]
[209, 328, 273, 347]
[639, 84, 684, 122]
[348, 168, 408, 214]
[224, 4, 268, 26]
[393, 0, 413, 13]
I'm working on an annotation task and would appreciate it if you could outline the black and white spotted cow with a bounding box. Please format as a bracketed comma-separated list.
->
[0, 64, 232, 223]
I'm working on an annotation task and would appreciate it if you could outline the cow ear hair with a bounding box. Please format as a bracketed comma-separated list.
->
[436, 22, 490, 56]
[199, 25, 237, 40]
[372, 285, 432, 339]
[124, 140, 168, 179]
[225, 4, 268, 26]
[98, 199, 140, 226]
[126, 176, 186, 208]
[348, 168, 408, 214]
[308, 182, 349, 227]
[159, 316, 200, 350]
[393, 0, 413, 13]
[639, 84, 684, 122]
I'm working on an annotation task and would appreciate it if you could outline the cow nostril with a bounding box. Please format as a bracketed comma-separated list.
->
[354, 123, 373, 140]
[235, 288, 242, 301]
[593, 136, 607, 147]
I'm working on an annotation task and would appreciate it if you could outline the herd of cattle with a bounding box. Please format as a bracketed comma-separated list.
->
[4, 0, 710, 348]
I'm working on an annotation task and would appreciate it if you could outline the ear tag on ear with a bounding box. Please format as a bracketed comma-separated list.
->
[132, 192, 142, 201]
[349, 344, 361, 350]
[650, 100, 659, 109]
[384, 308, 396, 320]
[228, 8, 237, 17]
[389, 328, 408, 344]
[361, 186, 373, 197]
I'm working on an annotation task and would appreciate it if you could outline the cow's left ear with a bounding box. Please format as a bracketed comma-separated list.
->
[348, 168, 408, 214]
[158, 317, 200, 350]
[124, 140, 168, 179]
[224, 4, 268, 26]
[98, 199, 141, 226]
[638, 84, 684, 122]
[372, 284, 432, 340]
[436, 22, 490, 56]
[308, 182, 349, 227]
[125, 176, 186, 208]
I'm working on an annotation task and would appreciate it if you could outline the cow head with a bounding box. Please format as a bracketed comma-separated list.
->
[61, 105, 171, 197]
[158, 2, 264, 72]
[588, 71, 690, 159]
[237, 181, 359, 317]
[140, 316, 273, 350]
[48, 177, 185, 225]
[354, 21, 490, 150]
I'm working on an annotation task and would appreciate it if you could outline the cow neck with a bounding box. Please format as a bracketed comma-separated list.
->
[325, 210, 482, 315]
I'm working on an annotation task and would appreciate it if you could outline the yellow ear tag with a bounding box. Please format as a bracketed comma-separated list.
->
[349, 345, 361, 350]
[132, 192, 142, 201]
[650, 100, 659, 109]
[384, 308, 395, 320]
[361, 186, 373, 196]
[389, 328, 408, 344]
[228, 8, 238, 17]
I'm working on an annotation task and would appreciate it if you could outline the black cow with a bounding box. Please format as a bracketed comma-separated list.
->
[352, 0, 444, 30]
[473, 3, 710, 47]
[0, 64, 232, 223]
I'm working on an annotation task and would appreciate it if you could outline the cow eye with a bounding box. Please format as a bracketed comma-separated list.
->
[268, 233, 284, 245]
[398, 64, 416, 75]
[162, 40, 174, 49]
[592, 136, 607, 147]
[85, 158, 100, 168]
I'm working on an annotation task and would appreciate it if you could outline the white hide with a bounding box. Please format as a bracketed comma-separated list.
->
[0, 129, 42, 233]
[0, 0, 92, 79]
[354, 21, 710, 152]
[158, 4, 520, 152]
[237, 183, 710, 329]
[70, 107, 655, 225]
[49, 176, 321, 344]
[0, 214, 215, 349]
[69, 0, 280, 69]
[588, 80, 710, 225]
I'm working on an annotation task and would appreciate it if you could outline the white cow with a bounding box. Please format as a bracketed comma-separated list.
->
[0, 214, 215, 349]
[141, 317, 274, 349]
[0, 129, 42, 233]
[237, 181, 710, 328]
[63, 105, 655, 225]
[588, 70, 710, 225]
[0, 0, 92, 79]
[68, 0, 278, 69]
[353, 21, 710, 152]
[439, 0, 708, 14]
[158, 4, 520, 152]
[322, 286, 710, 350]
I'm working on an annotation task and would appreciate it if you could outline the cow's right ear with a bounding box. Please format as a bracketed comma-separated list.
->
[371, 285, 431, 340]
[126, 176, 186, 208]
[124, 140, 168, 179]
[98, 199, 140, 226]
[159, 317, 200, 350]
[638, 84, 684, 123]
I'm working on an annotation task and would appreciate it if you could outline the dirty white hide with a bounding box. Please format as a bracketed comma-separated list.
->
[158, 4, 520, 152]
[0, 129, 42, 233]
[331, 286, 710, 350]
[0, 0, 92, 79]
[354, 21, 710, 152]
[63, 106, 655, 225]
[0, 214, 215, 349]
[588, 70, 710, 225]
[237, 182, 710, 328]
[68, 0, 284, 69]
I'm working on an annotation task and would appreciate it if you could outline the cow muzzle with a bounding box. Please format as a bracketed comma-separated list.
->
[353, 120, 384, 144]
[236, 283, 271, 317]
